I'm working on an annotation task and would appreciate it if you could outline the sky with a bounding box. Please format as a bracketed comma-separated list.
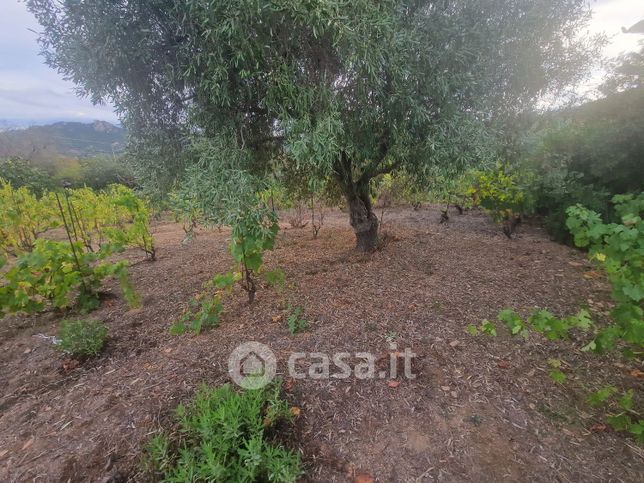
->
[0, 0, 642, 124]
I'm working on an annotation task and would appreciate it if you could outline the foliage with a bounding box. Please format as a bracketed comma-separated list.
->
[75, 156, 134, 190]
[56, 319, 108, 357]
[521, 87, 644, 242]
[0, 183, 146, 314]
[527, 163, 612, 244]
[145, 383, 301, 482]
[263, 269, 286, 289]
[170, 272, 237, 335]
[497, 308, 592, 341]
[0, 157, 56, 196]
[65, 184, 156, 259]
[0, 179, 60, 256]
[587, 386, 618, 407]
[102, 185, 156, 259]
[600, 44, 643, 95]
[0, 181, 155, 260]
[469, 165, 533, 223]
[0, 239, 138, 313]
[566, 194, 644, 353]
[286, 305, 308, 335]
[547, 359, 566, 384]
[585, 386, 643, 443]
[169, 190, 202, 243]
[230, 211, 279, 304]
[29, 0, 602, 250]
[465, 321, 497, 337]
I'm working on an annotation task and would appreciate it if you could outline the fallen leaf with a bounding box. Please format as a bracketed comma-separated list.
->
[62, 358, 79, 372]
[589, 424, 606, 432]
[290, 406, 301, 417]
[583, 270, 601, 279]
[387, 380, 400, 388]
[271, 314, 283, 322]
[449, 340, 460, 348]
[497, 361, 509, 369]
[284, 377, 296, 391]
[354, 474, 374, 483]
[629, 369, 644, 378]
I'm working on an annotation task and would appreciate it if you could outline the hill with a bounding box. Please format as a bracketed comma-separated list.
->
[0, 120, 125, 163]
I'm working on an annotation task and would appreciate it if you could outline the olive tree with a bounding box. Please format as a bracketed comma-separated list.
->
[29, 0, 599, 251]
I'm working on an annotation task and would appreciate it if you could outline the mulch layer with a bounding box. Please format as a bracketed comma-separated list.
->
[0, 206, 642, 482]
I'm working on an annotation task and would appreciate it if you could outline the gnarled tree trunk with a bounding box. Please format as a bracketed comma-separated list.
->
[345, 181, 379, 252]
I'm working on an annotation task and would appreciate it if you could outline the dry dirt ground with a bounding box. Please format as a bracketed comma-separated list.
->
[0, 206, 642, 482]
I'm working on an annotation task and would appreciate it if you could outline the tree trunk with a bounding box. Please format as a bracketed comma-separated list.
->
[345, 183, 379, 252]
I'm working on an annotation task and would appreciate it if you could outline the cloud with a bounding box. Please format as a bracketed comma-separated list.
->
[0, 0, 118, 122]
[588, 0, 644, 58]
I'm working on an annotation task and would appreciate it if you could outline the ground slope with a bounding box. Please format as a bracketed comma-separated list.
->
[0, 207, 641, 482]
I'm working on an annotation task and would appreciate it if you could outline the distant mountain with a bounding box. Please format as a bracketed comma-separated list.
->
[0, 120, 126, 162]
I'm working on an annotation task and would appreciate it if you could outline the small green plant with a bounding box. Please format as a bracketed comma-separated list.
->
[587, 386, 618, 407]
[547, 359, 566, 384]
[171, 294, 225, 335]
[384, 331, 398, 343]
[480, 319, 497, 336]
[56, 319, 108, 357]
[230, 210, 279, 304]
[145, 383, 301, 482]
[263, 268, 286, 289]
[585, 387, 643, 442]
[498, 309, 529, 338]
[474, 308, 593, 342]
[170, 272, 238, 335]
[286, 305, 308, 335]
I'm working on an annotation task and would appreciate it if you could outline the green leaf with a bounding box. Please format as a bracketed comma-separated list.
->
[607, 414, 631, 432]
[549, 369, 566, 384]
[619, 390, 634, 411]
[480, 320, 497, 336]
[586, 386, 616, 406]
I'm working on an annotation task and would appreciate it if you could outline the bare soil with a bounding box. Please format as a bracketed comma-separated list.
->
[0, 206, 642, 482]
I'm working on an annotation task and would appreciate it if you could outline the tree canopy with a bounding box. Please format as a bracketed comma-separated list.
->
[28, 0, 600, 250]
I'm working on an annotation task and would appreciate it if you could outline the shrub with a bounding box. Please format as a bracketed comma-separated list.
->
[566, 193, 644, 353]
[145, 383, 301, 482]
[0, 179, 60, 256]
[0, 157, 55, 196]
[56, 319, 108, 357]
[529, 167, 613, 244]
[0, 239, 138, 314]
[469, 165, 533, 222]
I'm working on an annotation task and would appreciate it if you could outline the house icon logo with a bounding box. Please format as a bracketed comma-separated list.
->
[228, 342, 276, 389]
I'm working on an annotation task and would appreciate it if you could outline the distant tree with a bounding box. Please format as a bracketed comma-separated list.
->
[0, 157, 54, 196]
[601, 42, 643, 95]
[29, 0, 601, 250]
